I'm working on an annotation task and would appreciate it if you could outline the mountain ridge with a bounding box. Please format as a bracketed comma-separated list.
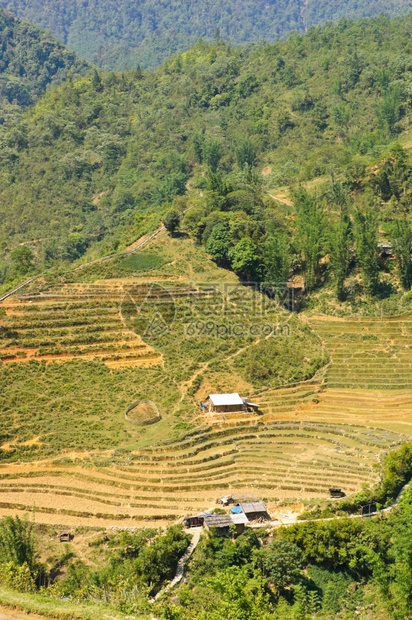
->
[1, 0, 412, 70]
[0, 5, 90, 122]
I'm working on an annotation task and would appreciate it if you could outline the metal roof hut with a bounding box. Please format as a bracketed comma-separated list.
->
[230, 512, 249, 534]
[204, 514, 233, 536]
[243, 397, 261, 413]
[238, 501, 270, 522]
[203, 393, 247, 414]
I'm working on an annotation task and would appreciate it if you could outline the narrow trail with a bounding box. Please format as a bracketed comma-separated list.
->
[151, 527, 202, 601]
[1, 204, 197, 305]
[0, 228, 166, 305]
[268, 192, 294, 208]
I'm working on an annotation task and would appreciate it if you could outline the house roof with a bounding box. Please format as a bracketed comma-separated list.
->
[209, 393, 244, 406]
[231, 513, 249, 524]
[239, 501, 267, 514]
[204, 514, 233, 528]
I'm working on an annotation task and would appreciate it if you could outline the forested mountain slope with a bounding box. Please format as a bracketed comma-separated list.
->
[1, 13, 412, 290]
[0, 6, 90, 122]
[1, 0, 412, 70]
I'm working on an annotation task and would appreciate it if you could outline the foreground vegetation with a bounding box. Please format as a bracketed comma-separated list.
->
[2, 442, 412, 620]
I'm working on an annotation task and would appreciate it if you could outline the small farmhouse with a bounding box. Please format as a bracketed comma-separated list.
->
[238, 501, 270, 521]
[230, 512, 248, 534]
[183, 513, 208, 528]
[202, 393, 260, 414]
[204, 514, 233, 536]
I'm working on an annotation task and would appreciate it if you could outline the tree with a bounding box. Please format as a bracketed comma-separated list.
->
[376, 84, 403, 136]
[235, 138, 256, 169]
[206, 222, 232, 264]
[390, 220, 412, 290]
[192, 130, 205, 163]
[163, 209, 180, 234]
[354, 208, 380, 296]
[10, 245, 35, 275]
[0, 515, 36, 572]
[329, 211, 352, 300]
[262, 232, 290, 284]
[294, 189, 326, 290]
[205, 566, 273, 620]
[229, 237, 260, 281]
[202, 138, 223, 172]
[262, 540, 302, 593]
[91, 69, 103, 92]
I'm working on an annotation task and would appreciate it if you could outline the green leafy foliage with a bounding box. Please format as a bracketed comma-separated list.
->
[0, 16, 412, 301]
[0, 6, 89, 121]
[261, 539, 302, 593]
[0, 514, 36, 571]
[163, 209, 181, 235]
[3, 0, 412, 71]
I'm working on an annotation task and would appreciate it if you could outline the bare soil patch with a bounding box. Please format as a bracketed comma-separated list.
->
[125, 401, 161, 425]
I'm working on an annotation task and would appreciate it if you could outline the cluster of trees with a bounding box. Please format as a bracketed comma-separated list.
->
[172, 142, 412, 300]
[1, 14, 412, 299]
[0, 7, 89, 122]
[3, 0, 412, 70]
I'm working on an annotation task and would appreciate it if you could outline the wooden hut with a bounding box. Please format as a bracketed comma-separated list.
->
[329, 488, 345, 498]
[204, 514, 233, 536]
[203, 393, 247, 414]
[230, 512, 248, 534]
[183, 514, 207, 528]
[238, 501, 270, 521]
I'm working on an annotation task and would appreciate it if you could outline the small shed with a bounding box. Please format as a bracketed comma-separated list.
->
[204, 514, 233, 536]
[217, 493, 258, 505]
[184, 514, 209, 528]
[377, 242, 392, 257]
[230, 512, 249, 534]
[59, 531, 72, 542]
[243, 398, 261, 413]
[329, 488, 345, 498]
[238, 501, 270, 521]
[203, 393, 246, 413]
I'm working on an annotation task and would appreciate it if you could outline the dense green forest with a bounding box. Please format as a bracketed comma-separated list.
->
[1, 0, 412, 70]
[0, 6, 89, 122]
[1, 13, 412, 309]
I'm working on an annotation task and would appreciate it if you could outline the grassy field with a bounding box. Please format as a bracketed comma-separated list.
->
[0, 233, 411, 526]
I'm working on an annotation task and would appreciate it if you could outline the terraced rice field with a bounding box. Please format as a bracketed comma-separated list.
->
[0, 407, 397, 526]
[310, 317, 412, 390]
[0, 283, 160, 367]
[2, 298, 412, 526]
[0, 280, 216, 368]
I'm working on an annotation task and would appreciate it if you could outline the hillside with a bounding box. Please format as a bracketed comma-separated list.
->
[1, 0, 412, 70]
[0, 6, 90, 122]
[1, 15, 412, 620]
[0, 228, 409, 526]
[0, 14, 412, 300]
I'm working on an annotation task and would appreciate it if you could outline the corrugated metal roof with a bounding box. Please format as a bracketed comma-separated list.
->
[231, 513, 249, 524]
[209, 393, 244, 406]
[239, 501, 267, 514]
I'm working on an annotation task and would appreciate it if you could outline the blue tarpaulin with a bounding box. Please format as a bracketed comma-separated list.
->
[231, 505, 242, 514]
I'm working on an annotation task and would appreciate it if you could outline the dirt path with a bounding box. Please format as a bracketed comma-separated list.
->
[268, 193, 294, 208]
[152, 527, 202, 601]
[0, 609, 49, 620]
